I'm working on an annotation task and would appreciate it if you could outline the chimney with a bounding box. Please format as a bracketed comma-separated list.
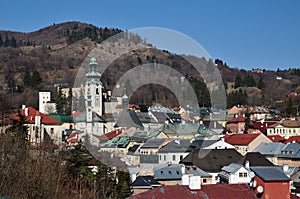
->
[189, 176, 201, 190]
[283, 164, 289, 173]
[182, 174, 191, 185]
[22, 105, 26, 110]
[174, 139, 180, 145]
[245, 160, 250, 170]
[181, 164, 185, 174]
[25, 107, 29, 116]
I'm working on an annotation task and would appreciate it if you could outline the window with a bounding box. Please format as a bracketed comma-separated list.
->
[239, 173, 243, 177]
[203, 179, 207, 183]
[164, 155, 166, 161]
[243, 173, 247, 177]
[50, 128, 54, 134]
[159, 155, 161, 161]
[173, 155, 176, 161]
[180, 155, 183, 160]
[239, 172, 247, 178]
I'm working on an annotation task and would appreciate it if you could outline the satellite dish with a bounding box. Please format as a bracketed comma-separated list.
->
[249, 172, 255, 178]
[257, 186, 264, 193]
[253, 180, 257, 187]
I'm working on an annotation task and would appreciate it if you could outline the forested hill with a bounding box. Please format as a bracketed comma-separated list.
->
[0, 21, 299, 111]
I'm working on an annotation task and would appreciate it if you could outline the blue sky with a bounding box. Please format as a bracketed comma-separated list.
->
[1, 0, 299, 70]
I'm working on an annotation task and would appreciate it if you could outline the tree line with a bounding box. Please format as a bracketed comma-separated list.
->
[0, 114, 131, 199]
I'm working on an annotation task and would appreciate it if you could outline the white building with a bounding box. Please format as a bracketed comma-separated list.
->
[218, 163, 252, 184]
[267, 119, 300, 139]
[157, 139, 190, 164]
[39, 91, 56, 114]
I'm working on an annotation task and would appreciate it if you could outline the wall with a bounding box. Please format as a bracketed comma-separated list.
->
[158, 152, 189, 164]
[254, 176, 290, 199]
[277, 158, 300, 167]
[248, 134, 272, 152]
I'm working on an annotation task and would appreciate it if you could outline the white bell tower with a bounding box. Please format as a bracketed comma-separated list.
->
[85, 57, 103, 116]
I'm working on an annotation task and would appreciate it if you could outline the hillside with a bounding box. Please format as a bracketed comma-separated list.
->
[0, 21, 299, 111]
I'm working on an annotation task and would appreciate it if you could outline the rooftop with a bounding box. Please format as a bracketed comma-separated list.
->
[180, 149, 243, 173]
[251, 166, 290, 182]
[253, 142, 285, 156]
[224, 133, 260, 145]
[140, 138, 169, 149]
[130, 184, 257, 199]
[131, 176, 161, 187]
[238, 152, 274, 166]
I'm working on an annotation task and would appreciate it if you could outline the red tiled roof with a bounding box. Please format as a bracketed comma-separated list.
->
[253, 121, 278, 134]
[224, 133, 260, 145]
[97, 128, 126, 141]
[130, 184, 257, 199]
[228, 115, 246, 123]
[11, 107, 62, 125]
[284, 136, 300, 144]
[267, 135, 286, 142]
[66, 131, 84, 143]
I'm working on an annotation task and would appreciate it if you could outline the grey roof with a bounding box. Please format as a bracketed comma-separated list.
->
[166, 113, 182, 123]
[131, 176, 161, 187]
[221, 163, 245, 173]
[136, 112, 157, 124]
[253, 142, 285, 156]
[154, 165, 182, 180]
[115, 110, 144, 130]
[158, 140, 191, 153]
[180, 149, 243, 173]
[74, 112, 106, 123]
[278, 143, 300, 159]
[251, 166, 290, 182]
[238, 152, 274, 166]
[185, 166, 211, 177]
[189, 139, 218, 150]
[140, 139, 168, 149]
[151, 111, 167, 123]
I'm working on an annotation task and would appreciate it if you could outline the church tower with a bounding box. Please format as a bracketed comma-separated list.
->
[85, 57, 103, 116]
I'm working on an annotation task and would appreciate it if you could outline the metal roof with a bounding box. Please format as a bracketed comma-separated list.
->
[140, 139, 168, 149]
[253, 142, 285, 156]
[278, 143, 300, 159]
[158, 139, 191, 153]
[154, 165, 182, 180]
[131, 176, 161, 187]
[221, 163, 244, 174]
[251, 166, 290, 182]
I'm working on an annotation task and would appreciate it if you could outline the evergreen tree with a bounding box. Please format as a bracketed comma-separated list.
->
[244, 74, 256, 87]
[234, 75, 242, 88]
[65, 88, 73, 115]
[23, 70, 31, 88]
[4, 35, 10, 47]
[0, 34, 3, 47]
[10, 36, 17, 47]
[56, 87, 66, 114]
[244, 109, 251, 134]
[31, 70, 42, 89]
[257, 77, 265, 89]
[286, 97, 294, 116]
